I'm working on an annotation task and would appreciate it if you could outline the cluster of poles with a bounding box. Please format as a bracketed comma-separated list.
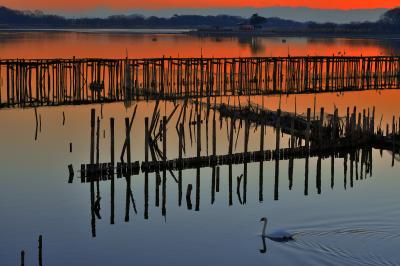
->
[62, 98, 400, 237]
[1, 55, 400, 108]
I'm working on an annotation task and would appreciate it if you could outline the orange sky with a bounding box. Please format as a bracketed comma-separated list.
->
[3, 0, 399, 10]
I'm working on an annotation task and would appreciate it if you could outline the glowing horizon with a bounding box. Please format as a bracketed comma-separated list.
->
[2, 0, 399, 12]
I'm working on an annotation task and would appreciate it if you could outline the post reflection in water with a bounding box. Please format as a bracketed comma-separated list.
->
[78, 146, 376, 238]
[70, 101, 385, 239]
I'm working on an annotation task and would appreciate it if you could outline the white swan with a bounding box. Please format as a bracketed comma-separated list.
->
[260, 217, 294, 242]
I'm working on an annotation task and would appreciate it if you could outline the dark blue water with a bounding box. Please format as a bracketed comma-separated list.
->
[1, 95, 400, 265]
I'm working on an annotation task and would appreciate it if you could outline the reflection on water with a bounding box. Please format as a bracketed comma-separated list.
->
[1, 91, 400, 265]
[0, 31, 400, 58]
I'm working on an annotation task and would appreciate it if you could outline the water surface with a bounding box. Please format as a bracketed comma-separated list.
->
[0, 32, 399, 266]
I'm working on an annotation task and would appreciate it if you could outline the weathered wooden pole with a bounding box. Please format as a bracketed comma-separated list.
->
[319, 107, 324, 147]
[96, 116, 100, 164]
[110, 117, 115, 224]
[212, 111, 216, 156]
[21, 250, 25, 266]
[306, 108, 311, 149]
[196, 113, 201, 157]
[124, 117, 131, 222]
[275, 109, 281, 152]
[215, 166, 220, 192]
[162, 116, 167, 217]
[145, 117, 149, 163]
[144, 117, 150, 219]
[178, 123, 183, 206]
[163, 116, 167, 161]
[186, 184, 193, 210]
[38, 235, 42, 266]
[392, 116, 396, 166]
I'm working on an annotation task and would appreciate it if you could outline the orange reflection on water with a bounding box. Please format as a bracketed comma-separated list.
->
[0, 31, 396, 59]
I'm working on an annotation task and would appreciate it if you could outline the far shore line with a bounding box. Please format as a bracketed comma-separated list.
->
[0, 28, 399, 40]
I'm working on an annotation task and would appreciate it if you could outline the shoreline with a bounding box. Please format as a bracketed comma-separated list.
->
[189, 30, 400, 40]
[0, 28, 399, 40]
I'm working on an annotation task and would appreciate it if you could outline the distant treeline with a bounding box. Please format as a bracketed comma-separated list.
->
[0, 6, 399, 33]
[0, 6, 245, 28]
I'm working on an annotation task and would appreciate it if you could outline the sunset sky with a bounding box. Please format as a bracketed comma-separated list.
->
[2, 0, 399, 10]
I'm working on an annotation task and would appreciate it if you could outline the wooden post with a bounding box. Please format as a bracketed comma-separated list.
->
[162, 116, 167, 217]
[38, 235, 42, 266]
[178, 123, 183, 206]
[125, 117, 131, 170]
[290, 118, 295, 148]
[319, 107, 324, 147]
[392, 116, 396, 166]
[344, 107, 348, 137]
[110, 117, 115, 224]
[186, 184, 193, 210]
[145, 117, 149, 163]
[229, 118, 234, 155]
[306, 108, 311, 149]
[124, 117, 131, 222]
[216, 166, 220, 192]
[163, 116, 167, 161]
[90, 109, 95, 165]
[275, 109, 281, 152]
[332, 108, 337, 142]
[212, 112, 216, 156]
[197, 113, 201, 157]
[21, 250, 25, 266]
[96, 116, 100, 164]
[260, 123, 265, 152]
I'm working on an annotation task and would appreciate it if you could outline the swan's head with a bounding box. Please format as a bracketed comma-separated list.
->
[260, 217, 267, 223]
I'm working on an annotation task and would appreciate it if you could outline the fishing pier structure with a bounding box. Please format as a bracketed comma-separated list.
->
[1, 55, 400, 108]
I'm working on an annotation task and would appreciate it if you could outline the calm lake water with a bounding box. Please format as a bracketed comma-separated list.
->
[0, 32, 400, 266]
[0, 31, 400, 58]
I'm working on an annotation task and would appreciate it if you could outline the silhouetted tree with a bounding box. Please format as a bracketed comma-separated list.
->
[380, 7, 400, 25]
[249, 13, 267, 28]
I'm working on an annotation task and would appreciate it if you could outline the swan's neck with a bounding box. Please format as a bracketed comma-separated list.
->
[262, 220, 267, 236]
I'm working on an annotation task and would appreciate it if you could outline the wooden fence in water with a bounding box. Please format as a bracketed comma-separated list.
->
[1, 56, 400, 108]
